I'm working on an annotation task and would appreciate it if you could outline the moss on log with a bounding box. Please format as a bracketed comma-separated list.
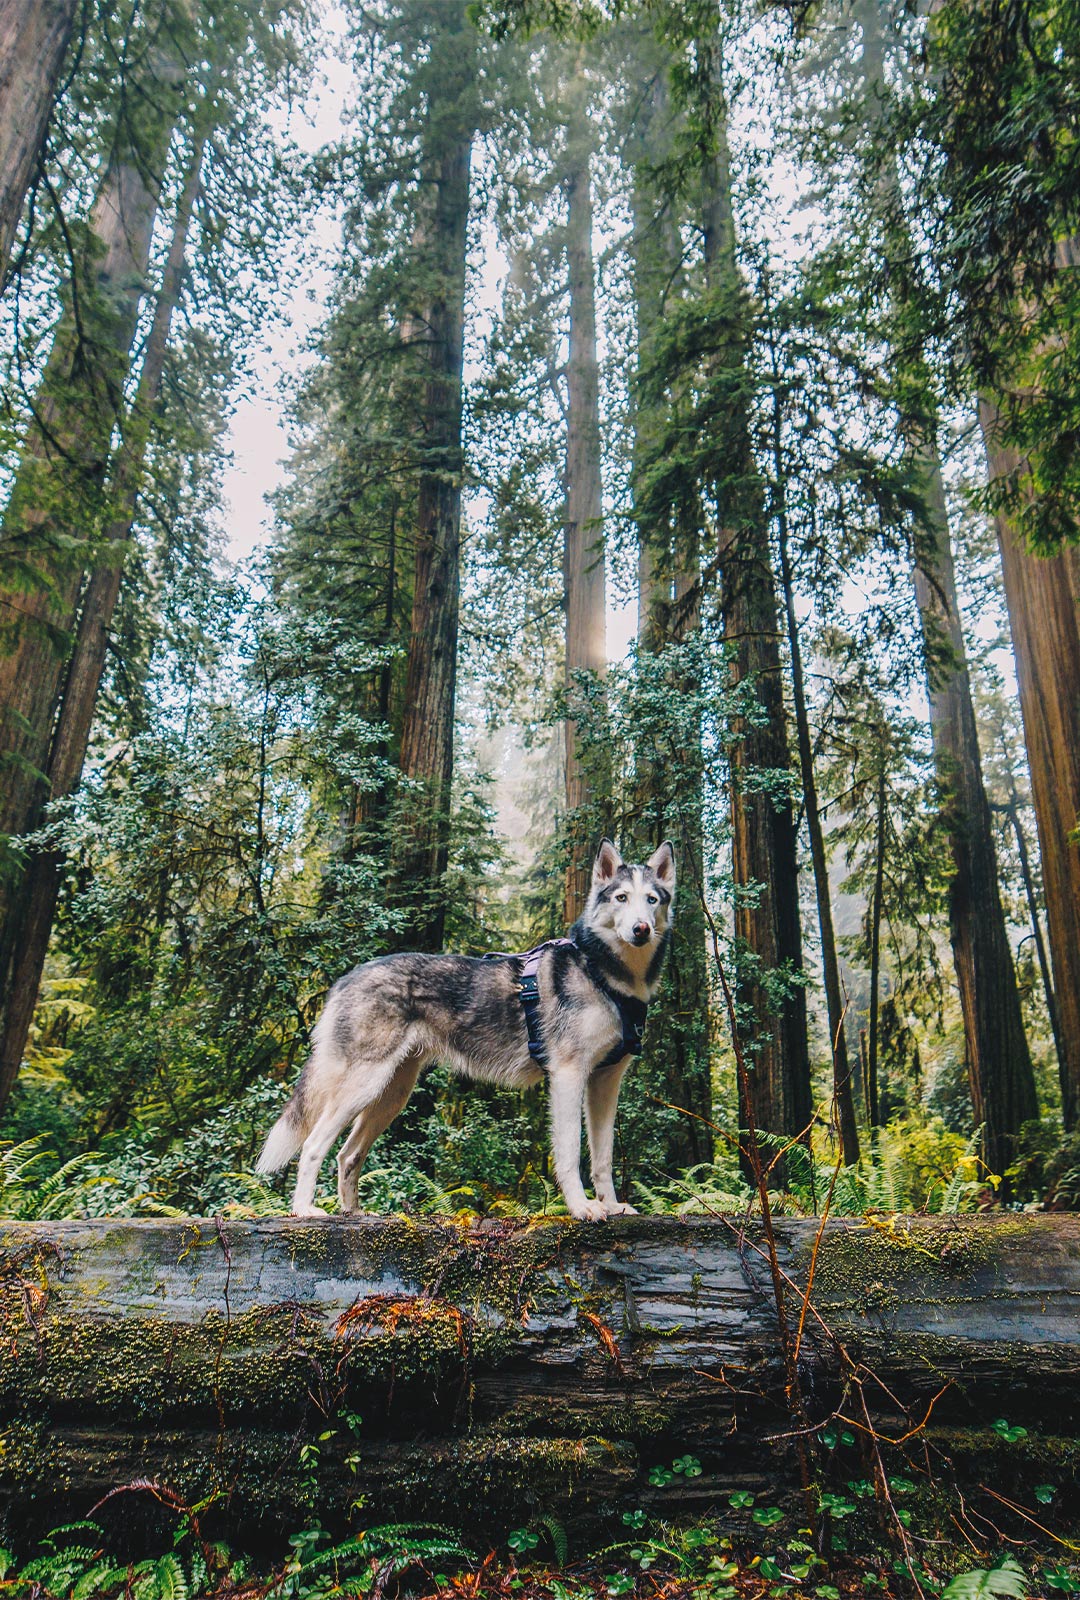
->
[0, 1214, 1076, 1543]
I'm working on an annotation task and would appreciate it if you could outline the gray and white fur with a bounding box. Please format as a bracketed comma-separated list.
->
[256, 838, 675, 1220]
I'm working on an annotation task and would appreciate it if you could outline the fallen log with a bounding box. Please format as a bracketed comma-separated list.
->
[0, 1214, 1077, 1545]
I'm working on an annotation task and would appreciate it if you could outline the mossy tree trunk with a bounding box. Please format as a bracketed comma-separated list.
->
[1, 1215, 1077, 1544]
[0, 0, 75, 286]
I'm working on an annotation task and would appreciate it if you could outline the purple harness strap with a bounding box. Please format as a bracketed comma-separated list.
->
[485, 938, 574, 1067]
[487, 937, 646, 1069]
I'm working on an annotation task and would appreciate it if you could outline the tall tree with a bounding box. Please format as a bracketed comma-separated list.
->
[0, 0, 76, 288]
[916, 0, 1080, 1130]
[979, 396, 1080, 1132]
[0, 5, 190, 1109]
[625, 26, 712, 1166]
[857, 8, 1040, 1173]
[764, 315, 860, 1166]
[0, 133, 205, 1113]
[697, 31, 812, 1172]
[561, 53, 606, 925]
[784, 0, 1039, 1170]
[0, 0, 305, 1114]
[0, 4, 190, 850]
[388, 0, 477, 950]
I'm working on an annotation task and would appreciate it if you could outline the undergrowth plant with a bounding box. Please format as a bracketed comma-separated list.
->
[4, 1510, 1076, 1600]
[0, 1518, 473, 1600]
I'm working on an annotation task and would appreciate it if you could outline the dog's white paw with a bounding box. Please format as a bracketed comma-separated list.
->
[292, 1203, 328, 1218]
[603, 1201, 638, 1217]
[569, 1198, 609, 1222]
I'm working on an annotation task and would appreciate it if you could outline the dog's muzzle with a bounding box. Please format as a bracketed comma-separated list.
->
[630, 923, 651, 946]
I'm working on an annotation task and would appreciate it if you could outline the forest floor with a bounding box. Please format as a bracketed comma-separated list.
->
[4, 1520, 1078, 1600]
[408, 1543, 1074, 1600]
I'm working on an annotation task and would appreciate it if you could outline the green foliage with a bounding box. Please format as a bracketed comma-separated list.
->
[779, 1119, 985, 1216]
[2, 1517, 471, 1600]
[941, 1555, 1030, 1599]
[1008, 1124, 1080, 1211]
[0, 1138, 109, 1220]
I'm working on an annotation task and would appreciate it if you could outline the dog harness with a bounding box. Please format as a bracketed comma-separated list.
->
[488, 938, 649, 1071]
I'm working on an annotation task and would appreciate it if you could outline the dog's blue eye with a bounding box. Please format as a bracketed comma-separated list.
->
[646, 894, 658, 904]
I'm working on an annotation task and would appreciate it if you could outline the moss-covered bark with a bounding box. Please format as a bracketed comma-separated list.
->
[0, 1215, 1076, 1543]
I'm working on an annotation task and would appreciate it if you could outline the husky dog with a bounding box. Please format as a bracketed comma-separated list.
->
[256, 839, 676, 1221]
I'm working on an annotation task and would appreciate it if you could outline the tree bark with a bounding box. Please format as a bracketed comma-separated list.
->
[0, 135, 205, 1115]
[390, 6, 475, 952]
[867, 764, 886, 1129]
[0, 0, 75, 287]
[908, 445, 1038, 1173]
[1004, 790, 1064, 1074]
[626, 58, 711, 1168]
[699, 54, 811, 1175]
[1, 1214, 1078, 1542]
[0, 36, 186, 1110]
[0, 23, 187, 847]
[856, 15, 1039, 1174]
[562, 64, 606, 926]
[772, 383, 859, 1166]
[978, 395, 1080, 1132]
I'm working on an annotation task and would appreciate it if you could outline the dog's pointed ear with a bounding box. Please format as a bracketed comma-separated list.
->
[647, 840, 676, 889]
[593, 837, 623, 885]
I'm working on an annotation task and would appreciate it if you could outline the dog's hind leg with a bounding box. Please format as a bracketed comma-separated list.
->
[291, 1051, 413, 1217]
[337, 1057, 421, 1213]
[586, 1061, 636, 1217]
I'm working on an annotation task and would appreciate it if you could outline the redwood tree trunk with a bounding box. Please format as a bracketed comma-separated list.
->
[909, 443, 1038, 1172]
[0, 0, 75, 286]
[867, 764, 886, 1130]
[979, 395, 1080, 1131]
[0, 135, 205, 1114]
[700, 60, 811, 1174]
[3, 1214, 1079, 1544]
[0, 58, 184, 1103]
[772, 383, 859, 1166]
[562, 67, 606, 926]
[391, 6, 474, 952]
[0, 39, 186, 846]
[628, 61, 711, 1167]
[858, 15, 1039, 1172]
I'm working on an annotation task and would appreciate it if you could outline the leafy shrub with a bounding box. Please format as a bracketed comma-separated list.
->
[1008, 1123, 1080, 1210]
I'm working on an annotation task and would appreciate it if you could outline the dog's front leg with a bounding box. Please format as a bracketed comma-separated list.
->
[548, 1061, 606, 1221]
[586, 1060, 637, 1216]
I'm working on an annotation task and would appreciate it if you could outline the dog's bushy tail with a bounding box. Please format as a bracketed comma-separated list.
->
[255, 1096, 305, 1175]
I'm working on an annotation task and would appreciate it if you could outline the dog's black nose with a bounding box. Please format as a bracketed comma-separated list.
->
[632, 922, 650, 943]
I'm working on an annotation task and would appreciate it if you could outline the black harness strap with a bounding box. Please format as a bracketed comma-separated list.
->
[487, 938, 648, 1070]
[596, 988, 648, 1070]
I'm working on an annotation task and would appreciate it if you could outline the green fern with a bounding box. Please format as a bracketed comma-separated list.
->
[541, 1515, 569, 1566]
[941, 1130, 985, 1214]
[71, 1560, 128, 1599]
[153, 1551, 189, 1600]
